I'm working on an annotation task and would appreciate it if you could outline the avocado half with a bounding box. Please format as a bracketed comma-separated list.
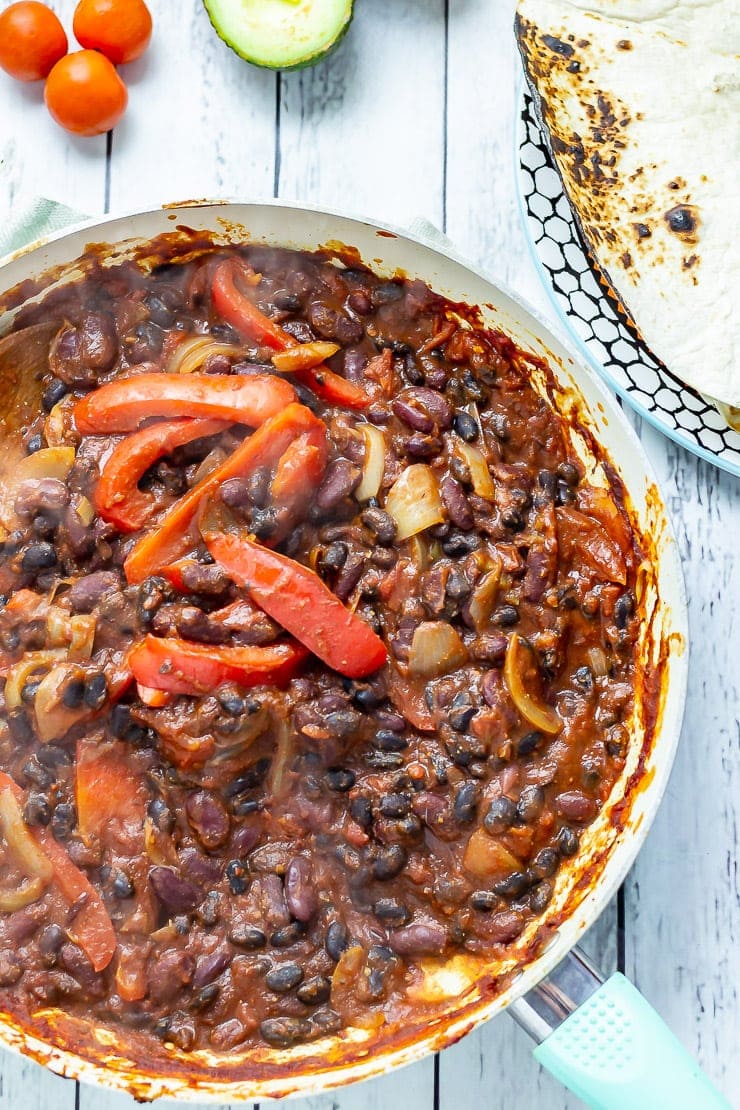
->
[203, 0, 354, 71]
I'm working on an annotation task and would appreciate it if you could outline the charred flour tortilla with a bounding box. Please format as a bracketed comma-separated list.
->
[516, 0, 740, 418]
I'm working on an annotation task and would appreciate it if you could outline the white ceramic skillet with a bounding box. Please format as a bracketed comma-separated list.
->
[0, 201, 726, 1109]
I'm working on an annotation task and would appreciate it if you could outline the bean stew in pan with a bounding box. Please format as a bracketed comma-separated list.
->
[0, 243, 640, 1054]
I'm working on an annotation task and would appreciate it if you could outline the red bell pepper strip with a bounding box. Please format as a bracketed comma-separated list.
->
[124, 402, 327, 584]
[74, 373, 296, 435]
[211, 259, 371, 410]
[0, 770, 117, 972]
[95, 417, 229, 533]
[76, 737, 147, 842]
[129, 634, 308, 696]
[212, 259, 289, 350]
[203, 532, 388, 679]
[270, 432, 327, 528]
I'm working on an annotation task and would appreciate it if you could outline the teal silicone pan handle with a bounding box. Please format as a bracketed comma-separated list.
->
[534, 973, 730, 1110]
[508, 948, 730, 1110]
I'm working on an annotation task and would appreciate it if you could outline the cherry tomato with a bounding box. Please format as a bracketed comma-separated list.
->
[44, 49, 128, 136]
[73, 0, 152, 65]
[0, 2, 68, 82]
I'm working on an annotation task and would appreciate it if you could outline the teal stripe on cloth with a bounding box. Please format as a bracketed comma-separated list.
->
[0, 195, 88, 259]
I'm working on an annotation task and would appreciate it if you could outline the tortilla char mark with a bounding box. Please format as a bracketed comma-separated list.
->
[515, 12, 703, 291]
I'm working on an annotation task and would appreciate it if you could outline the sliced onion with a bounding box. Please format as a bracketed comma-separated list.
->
[463, 828, 520, 879]
[0, 876, 46, 912]
[191, 445, 228, 486]
[33, 664, 91, 743]
[408, 621, 468, 678]
[355, 424, 386, 501]
[167, 335, 244, 375]
[136, 683, 171, 708]
[384, 464, 444, 541]
[586, 646, 609, 678]
[0, 445, 75, 528]
[0, 789, 53, 883]
[272, 341, 339, 372]
[466, 563, 502, 631]
[268, 718, 293, 798]
[4, 649, 66, 709]
[75, 496, 95, 527]
[453, 440, 495, 501]
[503, 633, 561, 735]
[44, 397, 78, 448]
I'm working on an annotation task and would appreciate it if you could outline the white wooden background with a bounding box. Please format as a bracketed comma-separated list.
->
[0, 2, 738, 1107]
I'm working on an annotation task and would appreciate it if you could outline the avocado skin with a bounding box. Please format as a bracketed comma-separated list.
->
[202, 1, 354, 71]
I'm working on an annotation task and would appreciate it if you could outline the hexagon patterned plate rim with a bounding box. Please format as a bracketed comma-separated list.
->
[516, 87, 740, 479]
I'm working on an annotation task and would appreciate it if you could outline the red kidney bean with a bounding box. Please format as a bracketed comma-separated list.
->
[487, 910, 526, 943]
[14, 478, 70, 519]
[393, 394, 435, 433]
[192, 948, 231, 989]
[285, 857, 318, 922]
[186, 791, 231, 851]
[389, 921, 447, 956]
[148, 949, 195, 1006]
[440, 474, 474, 530]
[149, 866, 202, 913]
[404, 433, 442, 458]
[67, 570, 119, 613]
[555, 791, 597, 823]
[315, 459, 362, 513]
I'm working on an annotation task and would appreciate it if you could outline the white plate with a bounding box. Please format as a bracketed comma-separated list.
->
[517, 89, 740, 478]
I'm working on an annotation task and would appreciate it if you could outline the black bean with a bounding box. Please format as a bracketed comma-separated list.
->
[491, 605, 519, 627]
[448, 695, 475, 733]
[574, 666, 594, 692]
[38, 924, 66, 955]
[266, 963, 304, 993]
[112, 871, 134, 898]
[361, 507, 397, 545]
[270, 921, 306, 948]
[334, 842, 362, 870]
[516, 731, 544, 758]
[557, 461, 580, 486]
[556, 479, 576, 506]
[517, 785, 545, 823]
[60, 678, 85, 709]
[501, 507, 525, 531]
[453, 781, 479, 823]
[373, 898, 410, 924]
[21, 542, 56, 571]
[297, 975, 332, 1006]
[530, 880, 554, 914]
[26, 434, 43, 454]
[470, 890, 497, 912]
[349, 796, 373, 829]
[225, 859, 249, 895]
[531, 847, 559, 879]
[373, 729, 408, 752]
[483, 796, 517, 835]
[260, 1016, 312, 1047]
[218, 690, 248, 716]
[322, 540, 349, 569]
[22, 757, 54, 789]
[24, 792, 51, 827]
[379, 793, 410, 818]
[442, 531, 480, 556]
[147, 796, 175, 834]
[556, 826, 579, 857]
[20, 680, 40, 703]
[493, 871, 530, 898]
[352, 684, 383, 712]
[37, 744, 71, 769]
[51, 801, 76, 839]
[326, 768, 355, 792]
[325, 921, 350, 961]
[373, 281, 404, 306]
[453, 410, 478, 441]
[614, 592, 634, 629]
[372, 843, 407, 881]
[42, 379, 69, 412]
[229, 924, 267, 950]
[83, 672, 107, 710]
[365, 750, 404, 770]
